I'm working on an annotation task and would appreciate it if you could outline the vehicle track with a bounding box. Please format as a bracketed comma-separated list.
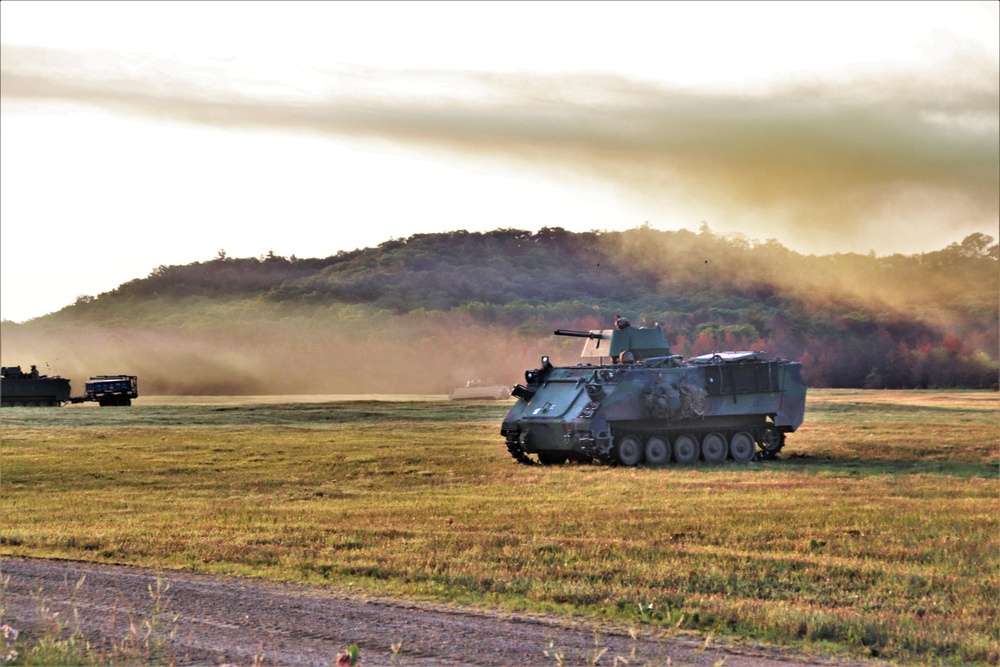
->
[1, 558, 878, 666]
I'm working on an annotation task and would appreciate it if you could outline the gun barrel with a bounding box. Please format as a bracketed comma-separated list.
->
[554, 329, 610, 340]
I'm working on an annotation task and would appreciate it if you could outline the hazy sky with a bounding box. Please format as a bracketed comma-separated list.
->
[2, 1, 997, 322]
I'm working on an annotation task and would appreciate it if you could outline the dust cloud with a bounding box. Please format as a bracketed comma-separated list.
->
[0, 314, 559, 396]
[2, 44, 997, 253]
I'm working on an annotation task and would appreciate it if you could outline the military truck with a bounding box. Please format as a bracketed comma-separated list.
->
[82, 375, 139, 406]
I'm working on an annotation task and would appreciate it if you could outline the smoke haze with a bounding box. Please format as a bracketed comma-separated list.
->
[3, 44, 997, 253]
[0, 316, 561, 396]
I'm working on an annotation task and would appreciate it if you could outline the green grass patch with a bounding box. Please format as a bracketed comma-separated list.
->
[1, 390, 997, 664]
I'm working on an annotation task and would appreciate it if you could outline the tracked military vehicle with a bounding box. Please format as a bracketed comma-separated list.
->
[0, 365, 72, 407]
[501, 319, 806, 465]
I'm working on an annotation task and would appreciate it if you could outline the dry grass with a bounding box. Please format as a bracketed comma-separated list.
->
[1, 390, 997, 664]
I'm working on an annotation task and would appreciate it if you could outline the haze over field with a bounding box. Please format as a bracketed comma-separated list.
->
[2, 227, 996, 395]
[1, 1, 997, 323]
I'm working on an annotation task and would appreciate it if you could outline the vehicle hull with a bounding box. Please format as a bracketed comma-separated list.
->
[0, 376, 72, 407]
[501, 357, 805, 465]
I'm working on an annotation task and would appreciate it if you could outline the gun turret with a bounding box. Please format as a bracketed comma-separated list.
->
[555, 325, 672, 361]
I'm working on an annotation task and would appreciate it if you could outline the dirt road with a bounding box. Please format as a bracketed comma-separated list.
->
[2, 558, 874, 666]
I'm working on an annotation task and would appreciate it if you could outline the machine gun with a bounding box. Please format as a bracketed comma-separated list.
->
[553, 329, 611, 340]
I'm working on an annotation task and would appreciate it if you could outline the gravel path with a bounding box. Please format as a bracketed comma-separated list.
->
[1, 557, 875, 666]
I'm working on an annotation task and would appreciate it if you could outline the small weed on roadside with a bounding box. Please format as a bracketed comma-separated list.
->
[0, 575, 180, 666]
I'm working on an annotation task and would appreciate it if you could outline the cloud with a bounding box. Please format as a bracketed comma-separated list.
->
[3, 44, 997, 250]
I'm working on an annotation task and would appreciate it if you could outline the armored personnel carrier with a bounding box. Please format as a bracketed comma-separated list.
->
[0, 365, 72, 407]
[501, 319, 806, 465]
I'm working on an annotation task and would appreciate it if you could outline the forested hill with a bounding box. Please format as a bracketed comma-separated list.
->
[5, 226, 998, 393]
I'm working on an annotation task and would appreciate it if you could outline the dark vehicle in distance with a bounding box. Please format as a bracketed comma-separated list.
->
[0, 365, 71, 407]
[501, 318, 806, 466]
[83, 375, 138, 406]
[449, 380, 512, 401]
[0, 365, 138, 407]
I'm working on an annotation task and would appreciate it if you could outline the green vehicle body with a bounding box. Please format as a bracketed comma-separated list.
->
[501, 323, 806, 465]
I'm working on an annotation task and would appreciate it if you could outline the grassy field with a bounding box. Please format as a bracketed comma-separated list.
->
[1, 389, 997, 664]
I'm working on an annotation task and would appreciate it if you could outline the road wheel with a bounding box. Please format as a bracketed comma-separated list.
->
[730, 432, 756, 463]
[702, 433, 727, 462]
[644, 436, 671, 465]
[616, 436, 643, 466]
[673, 434, 699, 463]
[759, 426, 785, 458]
